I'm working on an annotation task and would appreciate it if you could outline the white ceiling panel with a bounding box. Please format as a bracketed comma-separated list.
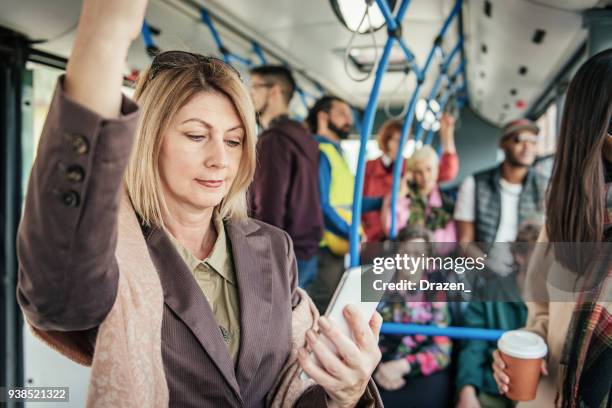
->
[1, 0, 610, 128]
[0, 0, 80, 41]
[185, 0, 460, 108]
[465, 0, 593, 124]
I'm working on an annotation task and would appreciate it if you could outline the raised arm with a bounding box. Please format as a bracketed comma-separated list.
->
[438, 113, 459, 183]
[16, 0, 148, 331]
[65, 0, 147, 117]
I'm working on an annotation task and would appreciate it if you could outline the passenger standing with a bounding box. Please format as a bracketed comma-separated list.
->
[455, 221, 541, 408]
[249, 66, 323, 288]
[375, 226, 453, 408]
[379, 145, 457, 253]
[15, 1, 384, 403]
[363, 114, 460, 242]
[453, 119, 549, 276]
[305, 95, 382, 313]
[493, 48, 612, 408]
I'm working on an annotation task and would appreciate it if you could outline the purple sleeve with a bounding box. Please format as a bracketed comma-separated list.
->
[250, 132, 291, 229]
[17, 77, 139, 331]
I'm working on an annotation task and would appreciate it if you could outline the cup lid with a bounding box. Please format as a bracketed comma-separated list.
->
[498, 330, 548, 359]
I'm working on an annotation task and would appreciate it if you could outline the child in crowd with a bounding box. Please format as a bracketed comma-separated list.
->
[375, 226, 453, 408]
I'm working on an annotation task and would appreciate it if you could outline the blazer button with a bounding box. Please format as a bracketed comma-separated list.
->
[61, 190, 80, 207]
[68, 134, 89, 155]
[66, 165, 85, 182]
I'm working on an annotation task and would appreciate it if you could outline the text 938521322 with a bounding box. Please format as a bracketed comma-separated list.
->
[2, 387, 69, 402]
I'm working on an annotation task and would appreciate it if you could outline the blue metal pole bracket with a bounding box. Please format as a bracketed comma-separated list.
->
[141, 20, 160, 58]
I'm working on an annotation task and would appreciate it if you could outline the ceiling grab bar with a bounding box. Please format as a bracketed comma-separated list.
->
[425, 62, 467, 146]
[413, 38, 463, 144]
[342, 3, 380, 82]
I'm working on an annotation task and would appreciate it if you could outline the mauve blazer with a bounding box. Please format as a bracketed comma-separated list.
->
[16, 79, 382, 407]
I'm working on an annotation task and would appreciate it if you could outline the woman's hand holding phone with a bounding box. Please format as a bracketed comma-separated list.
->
[298, 307, 383, 408]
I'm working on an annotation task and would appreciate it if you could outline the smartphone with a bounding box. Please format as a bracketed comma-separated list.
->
[300, 264, 392, 379]
[323, 265, 381, 342]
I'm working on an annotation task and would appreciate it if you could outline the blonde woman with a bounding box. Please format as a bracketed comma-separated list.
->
[16, 0, 382, 407]
[380, 146, 457, 250]
[362, 115, 459, 242]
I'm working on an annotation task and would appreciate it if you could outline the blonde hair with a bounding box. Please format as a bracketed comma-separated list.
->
[124, 52, 257, 227]
[407, 145, 439, 171]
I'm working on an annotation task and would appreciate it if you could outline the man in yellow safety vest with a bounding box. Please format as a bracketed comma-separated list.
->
[305, 96, 382, 313]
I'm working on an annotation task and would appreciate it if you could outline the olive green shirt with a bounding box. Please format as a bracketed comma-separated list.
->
[167, 212, 241, 362]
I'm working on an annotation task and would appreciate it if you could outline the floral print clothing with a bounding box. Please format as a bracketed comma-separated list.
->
[378, 285, 452, 377]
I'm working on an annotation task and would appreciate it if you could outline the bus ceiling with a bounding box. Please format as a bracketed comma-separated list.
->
[1, 0, 611, 126]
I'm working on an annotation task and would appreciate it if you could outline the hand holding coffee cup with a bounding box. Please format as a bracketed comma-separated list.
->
[492, 330, 548, 401]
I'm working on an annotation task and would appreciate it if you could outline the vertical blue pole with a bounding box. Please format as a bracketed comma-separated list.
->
[425, 128, 436, 145]
[141, 21, 155, 49]
[349, 36, 397, 267]
[414, 39, 462, 137]
[389, 83, 421, 239]
[414, 119, 427, 143]
[414, 74, 444, 142]
[352, 108, 363, 135]
[388, 0, 463, 238]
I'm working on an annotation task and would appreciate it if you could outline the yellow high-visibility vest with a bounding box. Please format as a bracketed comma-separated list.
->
[318, 142, 361, 255]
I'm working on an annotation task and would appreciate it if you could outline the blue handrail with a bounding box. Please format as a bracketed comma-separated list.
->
[424, 68, 467, 146]
[141, 20, 156, 49]
[199, 7, 227, 61]
[349, 0, 414, 267]
[413, 39, 463, 143]
[397, 38, 422, 78]
[352, 107, 363, 135]
[349, 31, 400, 267]
[199, 6, 319, 112]
[381, 323, 505, 341]
[349, 0, 465, 265]
[388, 0, 463, 241]
[252, 41, 267, 64]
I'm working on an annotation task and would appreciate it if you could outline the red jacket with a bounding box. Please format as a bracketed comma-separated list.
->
[362, 152, 459, 242]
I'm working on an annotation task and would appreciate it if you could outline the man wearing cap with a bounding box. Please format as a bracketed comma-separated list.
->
[453, 119, 550, 276]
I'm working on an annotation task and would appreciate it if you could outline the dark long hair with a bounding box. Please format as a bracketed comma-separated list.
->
[549, 50, 612, 408]
[546, 49, 612, 248]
